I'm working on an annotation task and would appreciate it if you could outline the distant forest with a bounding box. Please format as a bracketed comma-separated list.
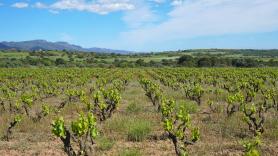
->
[0, 49, 278, 68]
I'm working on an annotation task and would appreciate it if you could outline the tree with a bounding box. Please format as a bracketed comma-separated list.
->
[55, 58, 66, 65]
[197, 57, 212, 67]
[178, 55, 195, 66]
[135, 59, 145, 66]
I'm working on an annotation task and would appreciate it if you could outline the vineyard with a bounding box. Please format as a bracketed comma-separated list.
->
[0, 68, 277, 156]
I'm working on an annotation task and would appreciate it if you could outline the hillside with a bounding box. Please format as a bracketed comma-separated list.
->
[0, 40, 131, 54]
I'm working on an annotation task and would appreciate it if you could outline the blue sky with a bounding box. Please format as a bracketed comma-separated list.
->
[0, 0, 278, 51]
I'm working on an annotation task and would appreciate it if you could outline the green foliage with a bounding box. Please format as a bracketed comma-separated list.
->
[241, 136, 261, 156]
[21, 94, 33, 107]
[42, 104, 50, 116]
[71, 113, 98, 138]
[226, 92, 245, 116]
[191, 127, 200, 142]
[140, 77, 201, 156]
[55, 58, 66, 65]
[227, 92, 244, 104]
[93, 88, 122, 121]
[15, 100, 21, 109]
[52, 117, 66, 139]
[2, 49, 278, 67]
[176, 106, 191, 124]
[103, 89, 121, 106]
[183, 83, 204, 105]
[179, 101, 198, 114]
[51, 113, 99, 156]
[0, 67, 277, 155]
[14, 115, 23, 123]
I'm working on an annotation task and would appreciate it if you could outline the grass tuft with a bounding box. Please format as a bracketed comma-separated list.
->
[96, 136, 114, 151]
[127, 119, 151, 142]
[118, 148, 141, 156]
[126, 102, 141, 114]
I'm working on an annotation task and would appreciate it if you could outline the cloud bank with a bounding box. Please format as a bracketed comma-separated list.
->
[115, 0, 278, 49]
[7, 0, 278, 50]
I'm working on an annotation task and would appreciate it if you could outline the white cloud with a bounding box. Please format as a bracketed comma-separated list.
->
[33, 2, 48, 9]
[149, 0, 165, 4]
[123, 4, 157, 28]
[32, 2, 60, 14]
[171, 0, 184, 6]
[12, 2, 29, 8]
[116, 0, 278, 48]
[30, 0, 165, 15]
[48, 0, 135, 14]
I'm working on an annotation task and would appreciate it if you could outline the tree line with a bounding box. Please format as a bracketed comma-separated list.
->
[1, 55, 278, 68]
[1, 49, 278, 67]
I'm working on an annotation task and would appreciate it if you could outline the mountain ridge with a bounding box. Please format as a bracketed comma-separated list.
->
[0, 40, 132, 54]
